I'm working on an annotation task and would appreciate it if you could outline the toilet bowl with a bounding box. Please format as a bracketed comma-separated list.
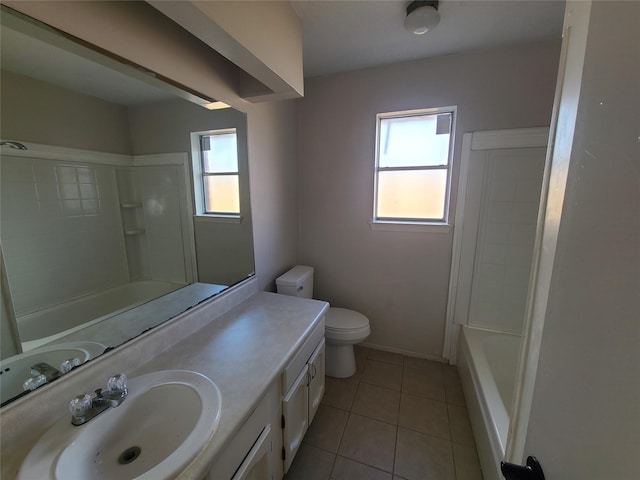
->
[276, 266, 370, 378]
[324, 308, 370, 378]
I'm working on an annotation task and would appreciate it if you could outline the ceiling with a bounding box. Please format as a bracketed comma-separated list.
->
[291, 0, 566, 78]
[1, 24, 174, 105]
[1, 1, 566, 104]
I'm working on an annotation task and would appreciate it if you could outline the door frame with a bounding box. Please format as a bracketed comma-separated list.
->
[442, 127, 551, 363]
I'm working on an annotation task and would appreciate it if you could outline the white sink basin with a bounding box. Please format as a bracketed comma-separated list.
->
[18, 370, 222, 480]
[0, 341, 106, 404]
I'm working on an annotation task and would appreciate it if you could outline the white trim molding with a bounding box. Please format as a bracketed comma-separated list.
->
[1, 140, 131, 165]
[469, 127, 550, 151]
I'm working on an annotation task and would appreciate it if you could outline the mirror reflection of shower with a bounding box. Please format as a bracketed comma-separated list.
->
[1, 144, 196, 352]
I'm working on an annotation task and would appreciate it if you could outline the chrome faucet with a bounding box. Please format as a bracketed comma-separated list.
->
[69, 373, 128, 426]
[30, 362, 62, 382]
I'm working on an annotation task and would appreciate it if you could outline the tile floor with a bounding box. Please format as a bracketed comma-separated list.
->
[284, 346, 483, 480]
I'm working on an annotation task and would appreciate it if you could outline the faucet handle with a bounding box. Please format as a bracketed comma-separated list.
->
[23, 375, 47, 391]
[60, 357, 81, 374]
[69, 393, 92, 419]
[107, 373, 127, 394]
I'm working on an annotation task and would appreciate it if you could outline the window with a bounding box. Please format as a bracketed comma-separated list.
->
[373, 107, 455, 228]
[191, 129, 240, 218]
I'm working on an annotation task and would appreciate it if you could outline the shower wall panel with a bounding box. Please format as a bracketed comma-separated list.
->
[1, 156, 128, 315]
[468, 148, 546, 334]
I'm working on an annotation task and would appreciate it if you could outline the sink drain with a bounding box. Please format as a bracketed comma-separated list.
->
[118, 446, 141, 465]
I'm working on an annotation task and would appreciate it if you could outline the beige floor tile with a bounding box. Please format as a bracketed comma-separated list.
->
[448, 404, 476, 447]
[367, 349, 405, 365]
[398, 393, 450, 440]
[394, 428, 455, 480]
[402, 366, 446, 402]
[338, 413, 397, 473]
[453, 442, 483, 480]
[403, 357, 443, 374]
[354, 345, 373, 372]
[351, 382, 401, 424]
[362, 359, 403, 391]
[322, 376, 358, 411]
[444, 365, 467, 406]
[305, 404, 349, 453]
[331, 456, 392, 480]
[285, 443, 335, 480]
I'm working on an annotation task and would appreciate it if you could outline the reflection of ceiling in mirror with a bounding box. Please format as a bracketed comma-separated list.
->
[1, 25, 173, 106]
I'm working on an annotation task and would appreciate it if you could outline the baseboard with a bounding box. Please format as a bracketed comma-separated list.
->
[359, 342, 446, 363]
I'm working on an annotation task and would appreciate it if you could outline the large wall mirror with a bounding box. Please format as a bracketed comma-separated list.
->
[0, 7, 255, 405]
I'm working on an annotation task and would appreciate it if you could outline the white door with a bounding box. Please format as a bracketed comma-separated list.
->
[307, 339, 325, 423]
[282, 366, 309, 473]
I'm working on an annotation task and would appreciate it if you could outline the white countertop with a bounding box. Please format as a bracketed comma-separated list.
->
[0, 283, 328, 480]
[136, 291, 328, 479]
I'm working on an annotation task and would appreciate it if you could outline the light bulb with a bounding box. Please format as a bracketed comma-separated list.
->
[404, 5, 441, 35]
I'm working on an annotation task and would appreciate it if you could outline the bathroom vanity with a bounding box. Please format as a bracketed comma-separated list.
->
[0, 278, 328, 480]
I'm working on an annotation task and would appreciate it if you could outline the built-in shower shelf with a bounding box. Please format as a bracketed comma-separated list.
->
[120, 203, 142, 209]
[124, 228, 146, 236]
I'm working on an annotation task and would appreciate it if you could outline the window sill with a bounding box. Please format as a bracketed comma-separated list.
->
[369, 221, 452, 234]
[194, 214, 242, 224]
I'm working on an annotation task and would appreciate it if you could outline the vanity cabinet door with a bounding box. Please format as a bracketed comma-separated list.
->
[231, 425, 272, 480]
[307, 339, 325, 424]
[282, 366, 309, 473]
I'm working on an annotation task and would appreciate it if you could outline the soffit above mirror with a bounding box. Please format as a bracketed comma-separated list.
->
[1, 0, 303, 108]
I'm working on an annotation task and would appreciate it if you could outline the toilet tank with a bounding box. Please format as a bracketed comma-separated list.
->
[276, 266, 314, 299]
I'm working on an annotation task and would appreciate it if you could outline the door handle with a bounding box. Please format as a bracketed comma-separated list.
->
[500, 456, 545, 480]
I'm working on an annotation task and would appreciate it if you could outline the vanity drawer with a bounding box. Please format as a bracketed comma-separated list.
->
[282, 317, 325, 393]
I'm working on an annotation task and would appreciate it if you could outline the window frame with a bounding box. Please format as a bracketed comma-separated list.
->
[190, 128, 241, 221]
[372, 106, 456, 231]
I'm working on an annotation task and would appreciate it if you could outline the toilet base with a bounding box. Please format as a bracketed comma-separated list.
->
[325, 343, 357, 378]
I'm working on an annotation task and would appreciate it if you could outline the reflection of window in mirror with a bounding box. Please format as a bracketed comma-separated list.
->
[191, 129, 241, 220]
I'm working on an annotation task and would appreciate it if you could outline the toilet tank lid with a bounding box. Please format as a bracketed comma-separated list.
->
[276, 265, 314, 287]
[326, 308, 369, 330]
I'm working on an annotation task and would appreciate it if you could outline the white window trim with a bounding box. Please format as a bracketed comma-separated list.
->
[190, 128, 240, 219]
[372, 106, 457, 229]
[369, 221, 451, 233]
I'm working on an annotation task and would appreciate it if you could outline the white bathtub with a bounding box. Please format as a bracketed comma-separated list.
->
[18, 280, 185, 351]
[457, 326, 522, 480]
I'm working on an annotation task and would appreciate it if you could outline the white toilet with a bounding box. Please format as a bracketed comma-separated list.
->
[276, 265, 370, 378]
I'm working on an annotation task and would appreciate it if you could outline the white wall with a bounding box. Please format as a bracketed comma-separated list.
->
[298, 41, 561, 358]
[245, 100, 300, 291]
[521, 2, 640, 478]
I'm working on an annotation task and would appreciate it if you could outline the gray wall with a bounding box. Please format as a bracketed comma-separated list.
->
[0, 70, 132, 154]
[298, 40, 561, 358]
[127, 99, 254, 286]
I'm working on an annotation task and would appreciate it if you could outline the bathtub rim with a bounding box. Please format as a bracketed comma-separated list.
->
[458, 325, 521, 480]
[19, 280, 186, 351]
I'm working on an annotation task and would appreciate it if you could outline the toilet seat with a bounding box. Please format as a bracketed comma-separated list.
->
[325, 308, 369, 332]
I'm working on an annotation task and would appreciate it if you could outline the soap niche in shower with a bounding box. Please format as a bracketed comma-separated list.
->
[116, 168, 149, 281]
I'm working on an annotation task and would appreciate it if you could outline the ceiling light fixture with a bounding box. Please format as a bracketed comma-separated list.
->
[404, 1, 440, 35]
